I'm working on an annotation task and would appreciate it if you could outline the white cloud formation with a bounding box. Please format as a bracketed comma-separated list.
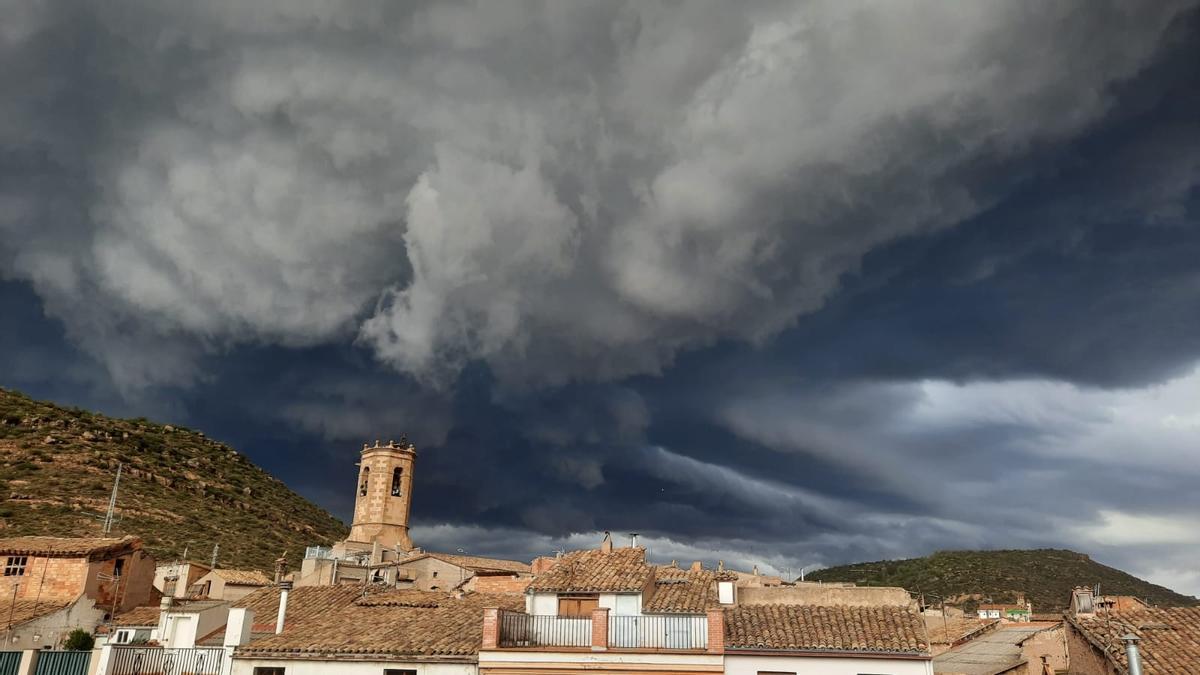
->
[1, 0, 1194, 390]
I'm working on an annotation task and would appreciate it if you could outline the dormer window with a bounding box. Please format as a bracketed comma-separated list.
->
[718, 581, 735, 604]
[360, 467, 370, 496]
[391, 467, 403, 497]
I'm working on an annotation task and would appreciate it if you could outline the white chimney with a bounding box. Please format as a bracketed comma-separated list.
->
[224, 608, 255, 647]
[275, 581, 293, 635]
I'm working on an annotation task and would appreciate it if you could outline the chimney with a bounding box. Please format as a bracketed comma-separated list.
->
[274, 555, 289, 584]
[690, 561, 703, 572]
[1122, 634, 1144, 675]
[751, 565, 759, 576]
[275, 580, 293, 635]
[600, 531, 613, 553]
[224, 608, 255, 647]
[717, 560, 725, 572]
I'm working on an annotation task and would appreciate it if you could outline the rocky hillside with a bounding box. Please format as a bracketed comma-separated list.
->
[808, 549, 1198, 611]
[0, 387, 347, 572]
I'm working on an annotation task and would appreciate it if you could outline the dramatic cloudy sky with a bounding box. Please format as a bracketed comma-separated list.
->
[3, 1, 1199, 595]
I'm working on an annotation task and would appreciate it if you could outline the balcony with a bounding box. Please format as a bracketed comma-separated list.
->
[608, 615, 707, 650]
[492, 610, 712, 651]
[498, 612, 592, 648]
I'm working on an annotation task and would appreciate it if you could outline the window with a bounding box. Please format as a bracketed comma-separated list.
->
[114, 558, 125, 578]
[717, 581, 735, 604]
[3, 556, 27, 577]
[360, 467, 370, 496]
[391, 467, 403, 496]
[557, 594, 599, 616]
[384, 670, 416, 675]
[757, 671, 796, 675]
[432, 571, 438, 579]
[252, 669, 286, 675]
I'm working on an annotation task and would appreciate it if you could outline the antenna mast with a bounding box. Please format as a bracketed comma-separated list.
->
[102, 463, 123, 535]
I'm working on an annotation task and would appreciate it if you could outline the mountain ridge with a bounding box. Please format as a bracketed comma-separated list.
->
[0, 386, 348, 572]
[808, 548, 1198, 611]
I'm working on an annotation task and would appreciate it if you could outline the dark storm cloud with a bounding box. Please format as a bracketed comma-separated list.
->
[2, 1, 1200, 595]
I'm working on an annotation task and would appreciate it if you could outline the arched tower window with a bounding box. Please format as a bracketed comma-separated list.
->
[360, 467, 370, 496]
[391, 467, 403, 497]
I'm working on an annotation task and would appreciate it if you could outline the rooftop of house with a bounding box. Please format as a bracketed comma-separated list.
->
[197, 584, 363, 647]
[403, 552, 531, 575]
[0, 600, 71, 632]
[208, 568, 272, 586]
[643, 566, 736, 614]
[723, 604, 930, 656]
[927, 617, 999, 645]
[236, 590, 525, 659]
[0, 535, 141, 559]
[525, 546, 650, 593]
[1067, 606, 1200, 674]
[110, 605, 163, 627]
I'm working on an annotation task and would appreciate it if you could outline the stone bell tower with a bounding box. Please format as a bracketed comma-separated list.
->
[347, 438, 416, 551]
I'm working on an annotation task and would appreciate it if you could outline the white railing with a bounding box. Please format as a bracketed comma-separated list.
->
[608, 615, 708, 649]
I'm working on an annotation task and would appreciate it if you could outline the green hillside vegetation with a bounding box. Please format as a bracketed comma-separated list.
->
[808, 549, 1199, 611]
[0, 387, 348, 572]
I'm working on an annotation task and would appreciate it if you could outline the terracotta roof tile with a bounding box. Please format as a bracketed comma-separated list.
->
[211, 569, 272, 586]
[234, 585, 361, 628]
[526, 548, 650, 593]
[927, 617, 998, 645]
[1068, 606, 1200, 674]
[0, 600, 71, 631]
[406, 552, 530, 575]
[237, 591, 524, 657]
[643, 567, 735, 614]
[111, 605, 162, 627]
[0, 535, 140, 558]
[724, 604, 930, 655]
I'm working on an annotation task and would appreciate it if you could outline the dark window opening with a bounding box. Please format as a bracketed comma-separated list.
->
[360, 467, 370, 496]
[114, 558, 125, 577]
[385, 670, 417, 675]
[253, 669, 286, 675]
[3, 556, 27, 577]
[391, 467, 403, 497]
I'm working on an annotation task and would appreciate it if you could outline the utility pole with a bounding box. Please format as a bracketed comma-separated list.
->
[102, 463, 123, 535]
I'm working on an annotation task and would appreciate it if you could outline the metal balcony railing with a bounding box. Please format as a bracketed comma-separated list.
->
[608, 615, 708, 650]
[498, 612, 592, 648]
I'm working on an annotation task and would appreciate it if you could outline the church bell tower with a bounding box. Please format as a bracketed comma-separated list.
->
[347, 438, 416, 551]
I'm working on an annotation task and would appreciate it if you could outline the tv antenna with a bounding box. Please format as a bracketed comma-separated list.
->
[102, 463, 123, 535]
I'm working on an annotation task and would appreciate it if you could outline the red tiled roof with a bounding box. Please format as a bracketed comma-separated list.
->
[1068, 606, 1200, 674]
[0, 600, 71, 631]
[211, 569, 272, 586]
[526, 548, 650, 593]
[0, 535, 140, 558]
[405, 552, 530, 575]
[236, 592, 524, 657]
[643, 567, 736, 614]
[724, 604, 930, 655]
[111, 605, 162, 627]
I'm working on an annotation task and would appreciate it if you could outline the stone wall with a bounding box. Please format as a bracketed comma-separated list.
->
[1020, 624, 1068, 673]
[1064, 622, 1119, 675]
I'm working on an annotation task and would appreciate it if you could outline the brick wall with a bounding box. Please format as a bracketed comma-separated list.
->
[591, 607, 609, 650]
[472, 575, 530, 595]
[482, 607, 500, 649]
[706, 609, 725, 654]
[1, 556, 90, 602]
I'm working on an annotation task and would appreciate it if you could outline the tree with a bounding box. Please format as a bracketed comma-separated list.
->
[63, 628, 94, 651]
